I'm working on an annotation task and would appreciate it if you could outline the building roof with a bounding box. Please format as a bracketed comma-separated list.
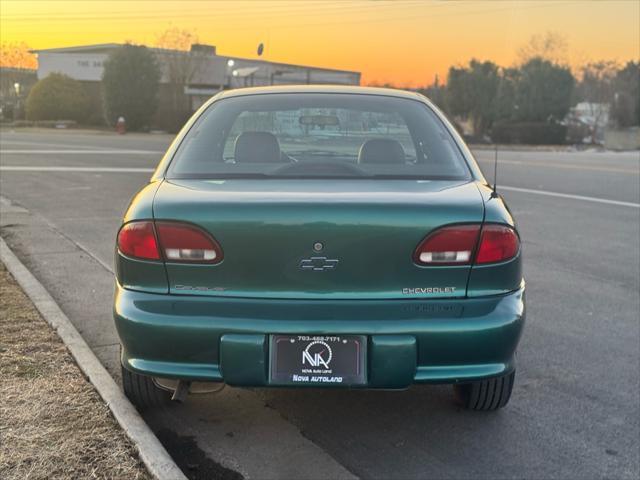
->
[31, 43, 360, 76]
[30, 43, 122, 54]
[215, 55, 360, 76]
[216, 84, 421, 100]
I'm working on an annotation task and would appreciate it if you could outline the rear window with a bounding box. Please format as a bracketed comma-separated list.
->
[167, 93, 470, 180]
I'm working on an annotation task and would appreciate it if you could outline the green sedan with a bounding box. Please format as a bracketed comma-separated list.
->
[114, 86, 524, 411]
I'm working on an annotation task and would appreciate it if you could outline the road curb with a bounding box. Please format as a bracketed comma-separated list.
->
[0, 236, 187, 480]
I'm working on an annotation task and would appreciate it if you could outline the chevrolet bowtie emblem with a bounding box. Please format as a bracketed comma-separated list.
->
[299, 256, 339, 271]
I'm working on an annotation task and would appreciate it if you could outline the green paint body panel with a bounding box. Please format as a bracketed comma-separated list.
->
[220, 334, 268, 385]
[467, 183, 523, 297]
[115, 283, 525, 387]
[369, 335, 417, 388]
[115, 256, 169, 294]
[121, 180, 160, 223]
[153, 179, 487, 300]
[114, 88, 526, 388]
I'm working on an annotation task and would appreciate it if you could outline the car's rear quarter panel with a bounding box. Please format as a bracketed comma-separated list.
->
[467, 184, 523, 297]
[115, 180, 169, 293]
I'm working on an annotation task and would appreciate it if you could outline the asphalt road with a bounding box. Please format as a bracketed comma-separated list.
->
[1, 128, 639, 480]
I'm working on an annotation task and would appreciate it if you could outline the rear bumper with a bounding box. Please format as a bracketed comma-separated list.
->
[114, 284, 525, 388]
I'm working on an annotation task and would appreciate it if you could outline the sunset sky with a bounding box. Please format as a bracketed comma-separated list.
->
[1, 0, 639, 86]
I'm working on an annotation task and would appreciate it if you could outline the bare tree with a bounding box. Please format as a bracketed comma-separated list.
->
[154, 28, 206, 118]
[517, 32, 569, 65]
[0, 42, 37, 69]
[0, 42, 37, 119]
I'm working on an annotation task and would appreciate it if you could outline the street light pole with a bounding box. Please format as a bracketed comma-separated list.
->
[13, 82, 22, 120]
[226, 59, 235, 90]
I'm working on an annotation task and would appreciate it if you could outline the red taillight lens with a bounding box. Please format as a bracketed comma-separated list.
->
[413, 225, 481, 265]
[476, 224, 520, 264]
[414, 224, 520, 266]
[155, 222, 223, 264]
[117, 221, 160, 260]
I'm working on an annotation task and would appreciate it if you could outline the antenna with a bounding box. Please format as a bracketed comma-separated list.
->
[491, 144, 499, 198]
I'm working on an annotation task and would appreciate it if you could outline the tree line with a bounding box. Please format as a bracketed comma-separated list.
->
[15, 30, 640, 142]
[419, 58, 639, 143]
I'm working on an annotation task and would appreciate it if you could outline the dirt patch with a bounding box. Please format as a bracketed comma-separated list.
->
[0, 262, 150, 480]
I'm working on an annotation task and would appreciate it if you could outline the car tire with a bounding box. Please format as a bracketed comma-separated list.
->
[453, 370, 515, 411]
[121, 364, 171, 411]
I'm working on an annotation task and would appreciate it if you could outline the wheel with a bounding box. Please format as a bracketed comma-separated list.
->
[453, 370, 515, 411]
[121, 364, 171, 410]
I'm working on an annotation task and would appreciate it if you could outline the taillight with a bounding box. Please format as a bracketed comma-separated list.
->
[475, 224, 519, 264]
[117, 221, 160, 260]
[413, 225, 481, 265]
[414, 224, 519, 266]
[155, 222, 223, 264]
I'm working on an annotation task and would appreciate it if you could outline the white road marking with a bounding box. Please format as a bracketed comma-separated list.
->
[478, 158, 639, 174]
[0, 140, 120, 149]
[0, 149, 162, 154]
[0, 166, 154, 173]
[499, 186, 640, 209]
[1, 165, 638, 208]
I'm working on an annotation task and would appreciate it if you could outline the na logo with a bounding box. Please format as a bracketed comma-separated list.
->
[302, 340, 333, 369]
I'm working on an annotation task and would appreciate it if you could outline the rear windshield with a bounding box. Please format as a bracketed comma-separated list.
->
[167, 93, 470, 180]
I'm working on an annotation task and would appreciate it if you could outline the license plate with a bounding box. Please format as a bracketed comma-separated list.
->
[269, 335, 367, 386]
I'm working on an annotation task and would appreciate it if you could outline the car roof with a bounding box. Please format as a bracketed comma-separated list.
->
[216, 85, 424, 101]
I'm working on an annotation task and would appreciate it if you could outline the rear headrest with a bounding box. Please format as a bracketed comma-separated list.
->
[358, 138, 405, 164]
[234, 131, 281, 163]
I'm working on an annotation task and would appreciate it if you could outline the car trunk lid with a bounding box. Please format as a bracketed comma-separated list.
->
[153, 179, 484, 299]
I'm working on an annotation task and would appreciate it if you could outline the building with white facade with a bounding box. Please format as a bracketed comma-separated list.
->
[32, 43, 360, 117]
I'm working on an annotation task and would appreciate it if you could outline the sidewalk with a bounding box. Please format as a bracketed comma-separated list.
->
[0, 262, 150, 480]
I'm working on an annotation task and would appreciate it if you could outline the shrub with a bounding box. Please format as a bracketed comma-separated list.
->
[25, 73, 89, 122]
[102, 44, 160, 131]
[491, 122, 567, 145]
[514, 59, 574, 123]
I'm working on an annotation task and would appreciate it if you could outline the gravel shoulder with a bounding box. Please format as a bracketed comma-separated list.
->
[0, 262, 150, 480]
